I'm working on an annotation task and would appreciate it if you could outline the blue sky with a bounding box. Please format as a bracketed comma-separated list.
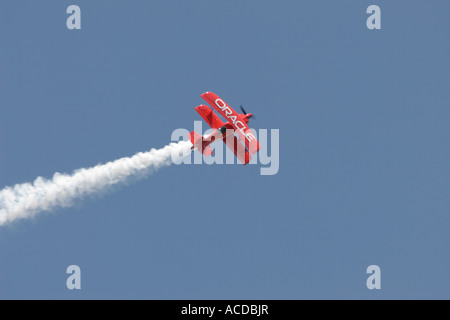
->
[0, 1, 449, 299]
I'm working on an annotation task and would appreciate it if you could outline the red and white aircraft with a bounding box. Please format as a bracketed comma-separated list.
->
[189, 92, 260, 165]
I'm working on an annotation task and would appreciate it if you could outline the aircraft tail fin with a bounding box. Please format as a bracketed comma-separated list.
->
[189, 131, 213, 157]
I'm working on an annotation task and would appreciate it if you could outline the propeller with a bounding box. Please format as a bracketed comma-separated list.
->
[240, 105, 256, 120]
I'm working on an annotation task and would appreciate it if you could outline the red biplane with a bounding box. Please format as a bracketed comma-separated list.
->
[189, 92, 260, 165]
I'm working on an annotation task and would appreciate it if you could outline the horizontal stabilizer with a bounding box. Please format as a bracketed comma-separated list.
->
[189, 131, 213, 157]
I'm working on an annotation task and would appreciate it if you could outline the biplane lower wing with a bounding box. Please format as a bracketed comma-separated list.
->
[195, 105, 224, 129]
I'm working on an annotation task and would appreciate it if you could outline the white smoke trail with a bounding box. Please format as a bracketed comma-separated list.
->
[0, 141, 192, 226]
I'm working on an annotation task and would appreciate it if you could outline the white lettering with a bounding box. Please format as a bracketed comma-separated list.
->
[366, 265, 381, 289]
[367, 5, 381, 30]
[246, 132, 255, 142]
[215, 99, 226, 109]
[66, 265, 81, 290]
[66, 5, 81, 30]
[259, 129, 279, 175]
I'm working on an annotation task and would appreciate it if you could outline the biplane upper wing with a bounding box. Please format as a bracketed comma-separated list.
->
[200, 92, 260, 154]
